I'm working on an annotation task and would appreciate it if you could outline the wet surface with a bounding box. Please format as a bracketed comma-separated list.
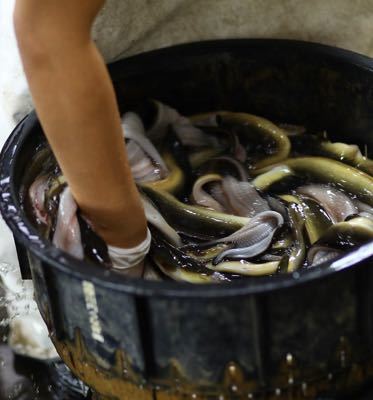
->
[0, 344, 53, 400]
[0, 344, 89, 399]
[0, 279, 88, 400]
[1, 346, 373, 400]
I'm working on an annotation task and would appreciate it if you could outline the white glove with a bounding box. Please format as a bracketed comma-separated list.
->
[107, 228, 152, 276]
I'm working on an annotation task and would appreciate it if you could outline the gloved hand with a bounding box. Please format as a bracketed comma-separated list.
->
[107, 228, 151, 277]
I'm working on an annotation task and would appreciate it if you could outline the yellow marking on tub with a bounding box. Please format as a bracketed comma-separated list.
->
[82, 280, 104, 343]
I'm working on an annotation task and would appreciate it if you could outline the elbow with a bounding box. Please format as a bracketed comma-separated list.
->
[13, 7, 90, 66]
[13, 9, 51, 65]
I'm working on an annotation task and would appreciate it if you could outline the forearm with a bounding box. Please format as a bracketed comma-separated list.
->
[14, 1, 147, 248]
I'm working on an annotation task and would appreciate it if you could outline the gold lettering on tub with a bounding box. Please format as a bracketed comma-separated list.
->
[82, 280, 104, 343]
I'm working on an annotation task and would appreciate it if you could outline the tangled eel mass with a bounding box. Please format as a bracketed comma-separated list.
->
[25, 101, 373, 283]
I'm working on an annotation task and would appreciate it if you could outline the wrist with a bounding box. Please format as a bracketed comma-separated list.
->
[85, 208, 148, 248]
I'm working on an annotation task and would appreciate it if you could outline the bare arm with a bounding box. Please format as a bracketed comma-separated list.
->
[14, 0, 147, 248]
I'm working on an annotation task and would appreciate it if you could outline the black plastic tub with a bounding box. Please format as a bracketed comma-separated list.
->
[1, 40, 373, 399]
